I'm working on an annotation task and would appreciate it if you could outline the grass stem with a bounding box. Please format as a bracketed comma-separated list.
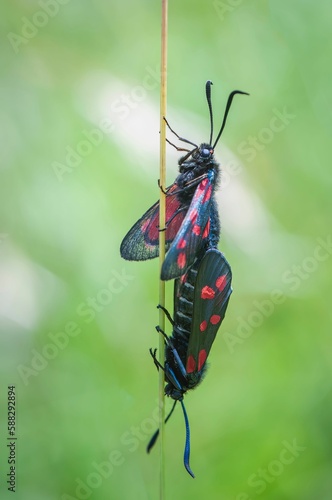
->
[158, 0, 168, 498]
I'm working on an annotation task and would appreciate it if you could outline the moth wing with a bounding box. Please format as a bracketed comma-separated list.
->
[185, 248, 232, 374]
[120, 183, 187, 261]
[161, 173, 215, 280]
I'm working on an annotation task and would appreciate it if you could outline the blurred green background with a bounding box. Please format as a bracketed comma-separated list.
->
[1, 1, 331, 499]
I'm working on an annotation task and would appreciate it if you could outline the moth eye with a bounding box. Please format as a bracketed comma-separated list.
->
[201, 148, 211, 158]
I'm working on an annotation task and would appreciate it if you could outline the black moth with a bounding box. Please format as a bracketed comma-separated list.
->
[120, 81, 248, 280]
[148, 247, 232, 477]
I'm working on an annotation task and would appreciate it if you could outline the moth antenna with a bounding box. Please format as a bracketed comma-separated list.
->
[146, 400, 177, 453]
[212, 90, 249, 149]
[180, 399, 195, 478]
[205, 80, 214, 146]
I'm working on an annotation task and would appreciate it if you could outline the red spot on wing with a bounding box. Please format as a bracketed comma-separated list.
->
[177, 238, 186, 249]
[202, 185, 212, 203]
[196, 178, 208, 195]
[200, 320, 207, 332]
[198, 349, 207, 371]
[186, 355, 196, 374]
[163, 187, 186, 240]
[192, 224, 200, 235]
[189, 209, 198, 222]
[202, 219, 210, 239]
[210, 314, 221, 325]
[201, 286, 215, 300]
[216, 274, 227, 291]
[177, 253, 186, 269]
[165, 212, 185, 240]
[146, 211, 161, 241]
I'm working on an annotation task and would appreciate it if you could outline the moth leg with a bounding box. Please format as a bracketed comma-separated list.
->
[165, 173, 209, 198]
[155, 325, 169, 342]
[149, 348, 165, 372]
[156, 326, 187, 381]
[157, 203, 188, 234]
[155, 204, 188, 233]
[163, 117, 198, 148]
[157, 179, 168, 195]
[156, 325, 178, 357]
[157, 304, 174, 326]
[156, 327, 177, 356]
[165, 138, 191, 153]
[181, 173, 208, 190]
[165, 206, 188, 226]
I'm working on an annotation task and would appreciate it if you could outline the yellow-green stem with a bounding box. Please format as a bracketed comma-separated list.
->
[159, 0, 168, 498]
